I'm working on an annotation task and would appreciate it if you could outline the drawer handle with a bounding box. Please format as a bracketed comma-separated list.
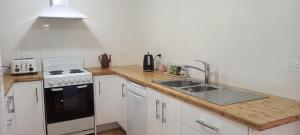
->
[195, 120, 219, 131]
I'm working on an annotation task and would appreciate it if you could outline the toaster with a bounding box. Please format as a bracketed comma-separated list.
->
[11, 58, 38, 74]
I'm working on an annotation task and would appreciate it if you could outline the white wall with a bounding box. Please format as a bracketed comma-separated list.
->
[133, 0, 300, 101]
[1, 0, 299, 101]
[0, 0, 139, 71]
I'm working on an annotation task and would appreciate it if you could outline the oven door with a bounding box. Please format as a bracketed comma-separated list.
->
[45, 83, 94, 124]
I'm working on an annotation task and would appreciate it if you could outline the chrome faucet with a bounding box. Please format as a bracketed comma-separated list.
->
[183, 60, 210, 84]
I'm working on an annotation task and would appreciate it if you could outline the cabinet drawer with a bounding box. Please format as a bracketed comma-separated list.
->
[182, 102, 248, 135]
[182, 124, 202, 135]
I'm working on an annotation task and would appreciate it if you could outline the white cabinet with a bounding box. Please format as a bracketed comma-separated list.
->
[115, 76, 127, 131]
[14, 81, 45, 135]
[181, 102, 248, 135]
[250, 121, 300, 135]
[3, 88, 16, 135]
[0, 88, 4, 135]
[182, 124, 202, 135]
[147, 88, 181, 135]
[94, 75, 117, 125]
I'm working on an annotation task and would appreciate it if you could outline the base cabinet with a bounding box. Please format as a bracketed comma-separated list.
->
[115, 76, 127, 131]
[94, 75, 117, 125]
[182, 102, 248, 135]
[182, 124, 202, 135]
[147, 88, 181, 135]
[2, 88, 16, 135]
[14, 81, 45, 135]
[250, 121, 300, 135]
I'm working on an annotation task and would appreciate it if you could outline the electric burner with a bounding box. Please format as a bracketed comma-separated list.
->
[70, 69, 84, 73]
[49, 70, 64, 75]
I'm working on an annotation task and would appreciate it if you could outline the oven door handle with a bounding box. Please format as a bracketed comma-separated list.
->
[51, 88, 63, 92]
[77, 85, 88, 89]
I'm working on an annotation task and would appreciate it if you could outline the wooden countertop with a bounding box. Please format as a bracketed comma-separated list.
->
[87, 65, 300, 131]
[2, 72, 43, 96]
[1, 66, 299, 131]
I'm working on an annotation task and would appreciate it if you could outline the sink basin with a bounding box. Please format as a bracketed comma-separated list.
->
[153, 79, 268, 106]
[182, 85, 219, 92]
[158, 80, 201, 88]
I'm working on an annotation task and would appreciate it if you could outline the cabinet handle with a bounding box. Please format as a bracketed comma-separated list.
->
[162, 102, 166, 123]
[121, 83, 125, 97]
[35, 88, 38, 103]
[195, 120, 219, 131]
[98, 82, 101, 95]
[155, 100, 160, 119]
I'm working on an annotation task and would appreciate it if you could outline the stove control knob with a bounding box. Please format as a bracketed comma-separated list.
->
[64, 79, 69, 84]
[80, 78, 85, 83]
[86, 77, 91, 82]
[69, 78, 74, 83]
[49, 81, 54, 86]
[76, 78, 81, 83]
[57, 79, 62, 85]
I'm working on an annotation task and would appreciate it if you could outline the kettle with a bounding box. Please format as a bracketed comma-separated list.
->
[143, 52, 154, 72]
[99, 53, 111, 68]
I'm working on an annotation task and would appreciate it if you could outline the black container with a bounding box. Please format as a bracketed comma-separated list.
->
[143, 52, 154, 72]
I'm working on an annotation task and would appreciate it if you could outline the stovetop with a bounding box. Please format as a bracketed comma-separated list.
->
[43, 69, 91, 78]
[42, 58, 93, 88]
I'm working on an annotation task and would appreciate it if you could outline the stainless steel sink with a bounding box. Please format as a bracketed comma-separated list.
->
[154, 79, 202, 88]
[153, 79, 267, 106]
[182, 85, 218, 92]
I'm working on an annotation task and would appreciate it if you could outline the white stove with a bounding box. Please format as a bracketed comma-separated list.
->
[43, 58, 93, 88]
[42, 58, 95, 135]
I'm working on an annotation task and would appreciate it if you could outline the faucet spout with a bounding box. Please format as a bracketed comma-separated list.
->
[183, 60, 210, 84]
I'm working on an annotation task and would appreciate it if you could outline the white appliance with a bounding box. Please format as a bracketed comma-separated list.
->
[39, 0, 87, 19]
[11, 58, 38, 75]
[43, 58, 94, 135]
[127, 81, 147, 135]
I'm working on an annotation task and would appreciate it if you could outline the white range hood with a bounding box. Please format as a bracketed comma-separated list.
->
[39, 0, 87, 19]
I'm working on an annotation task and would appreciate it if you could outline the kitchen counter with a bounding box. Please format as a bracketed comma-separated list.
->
[2, 72, 43, 96]
[87, 65, 300, 131]
[1, 66, 299, 131]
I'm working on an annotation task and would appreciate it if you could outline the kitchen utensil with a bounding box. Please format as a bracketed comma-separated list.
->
[99, 53, 111, 68]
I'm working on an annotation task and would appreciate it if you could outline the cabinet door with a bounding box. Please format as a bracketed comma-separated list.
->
[14, 81, 45, 135]
[147, 88, 163, 135]
[115, 76, 127, 131]
[0, 87, 5, 135]
[162, 95, 181, 135]
[94, 75, 117, 125]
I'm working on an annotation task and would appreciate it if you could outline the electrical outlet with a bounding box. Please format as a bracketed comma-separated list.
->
[42, 24, 50, 31]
